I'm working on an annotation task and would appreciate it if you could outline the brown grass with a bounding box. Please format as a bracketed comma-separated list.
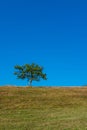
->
[0, 86, 87, 130]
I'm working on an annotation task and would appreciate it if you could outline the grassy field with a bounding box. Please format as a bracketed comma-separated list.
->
[0, 86, 87, 130]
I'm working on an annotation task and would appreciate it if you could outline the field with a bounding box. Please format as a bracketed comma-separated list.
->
[0, 86, 87, 130]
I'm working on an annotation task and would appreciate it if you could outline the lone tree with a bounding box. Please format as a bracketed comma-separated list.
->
[14, 63, 47, 86]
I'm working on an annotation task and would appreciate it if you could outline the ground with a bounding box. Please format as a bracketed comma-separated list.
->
[0, 86, 87, 130]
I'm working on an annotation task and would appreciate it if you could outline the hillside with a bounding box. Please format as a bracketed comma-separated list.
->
[0, 86, 87, 130]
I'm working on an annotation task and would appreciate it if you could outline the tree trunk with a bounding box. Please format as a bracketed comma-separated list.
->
[29, 80, 32, 87]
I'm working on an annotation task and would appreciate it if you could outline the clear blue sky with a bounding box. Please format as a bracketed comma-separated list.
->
[0, 0, 87, 86]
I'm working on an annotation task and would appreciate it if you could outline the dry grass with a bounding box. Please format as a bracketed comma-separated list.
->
[0, 86, 87, 129]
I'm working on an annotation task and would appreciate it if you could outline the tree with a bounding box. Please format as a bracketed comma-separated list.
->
[14, 63, 47, 86]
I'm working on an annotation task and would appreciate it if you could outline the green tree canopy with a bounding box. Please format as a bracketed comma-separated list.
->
[14, 63, 47, 86]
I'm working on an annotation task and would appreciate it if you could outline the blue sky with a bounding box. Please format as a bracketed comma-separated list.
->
[0, 0, 87, 86]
